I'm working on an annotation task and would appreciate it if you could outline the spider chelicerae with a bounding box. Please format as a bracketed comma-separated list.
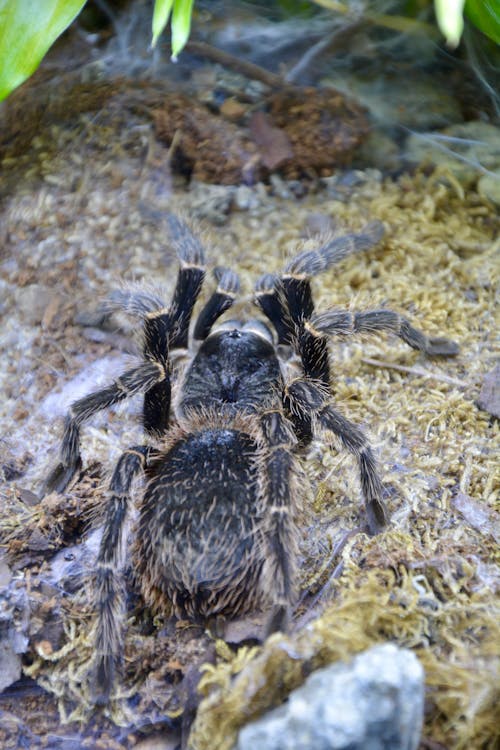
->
[43, 215, 458, 698]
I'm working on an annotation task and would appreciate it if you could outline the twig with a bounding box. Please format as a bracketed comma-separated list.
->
[185, 41, 286, 90]
[362, 357, 468, 388]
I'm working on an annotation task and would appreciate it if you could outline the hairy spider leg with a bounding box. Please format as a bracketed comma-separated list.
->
[164, 214, 207, 350]
[94, 445, 151, 701]
[282, 274, 330, 384]
[282, 220, 386, 384]
[193, 266, 240, 341]
[259, 409, 300, 633]
[281, 272, 328, 446]
[254, 273, 291, 345]
[307, 309, 459, 356]
[43, 362, 165, 494]
[104, 283, 176, 439]
[253, 222, 384, 350]
[256, 222, 386, 444]
[286, 378, 388, 535]
[43, 218, 208, 493]
[142, 215, 206, 436]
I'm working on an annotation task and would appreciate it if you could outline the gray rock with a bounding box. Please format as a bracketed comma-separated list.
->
[0, 560, 30, 693]
[236, 644, 424, 750]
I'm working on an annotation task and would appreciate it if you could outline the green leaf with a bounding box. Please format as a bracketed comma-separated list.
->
[152, 0, 175, 48]
[434, 0, 466, 47]
[0, 0, 87, 101]
[152, 0, 194, 59]
[465, 0, 500, 43]
[171, 0, 194, 60]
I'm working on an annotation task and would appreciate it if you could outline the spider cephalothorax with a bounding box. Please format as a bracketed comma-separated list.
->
[43, 215, 458, 698]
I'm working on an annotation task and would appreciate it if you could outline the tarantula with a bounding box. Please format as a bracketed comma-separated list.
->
[43, 215, 458, 698]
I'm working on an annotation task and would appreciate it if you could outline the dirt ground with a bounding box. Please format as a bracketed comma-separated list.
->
[0, 29, 499, 750]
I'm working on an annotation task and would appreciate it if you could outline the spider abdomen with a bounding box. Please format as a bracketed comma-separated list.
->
[135, 427, 267, 619]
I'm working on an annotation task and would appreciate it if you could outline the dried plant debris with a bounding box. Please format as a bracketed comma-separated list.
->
[266, 88, 368, 178]
[1, 466, 104, 569]
[1, 70, 368, 185]
[151, 86, 368, 183]
[151, 92, 260, 185]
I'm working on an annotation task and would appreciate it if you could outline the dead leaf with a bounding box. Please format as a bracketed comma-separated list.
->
[249, 111, 293, 170]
